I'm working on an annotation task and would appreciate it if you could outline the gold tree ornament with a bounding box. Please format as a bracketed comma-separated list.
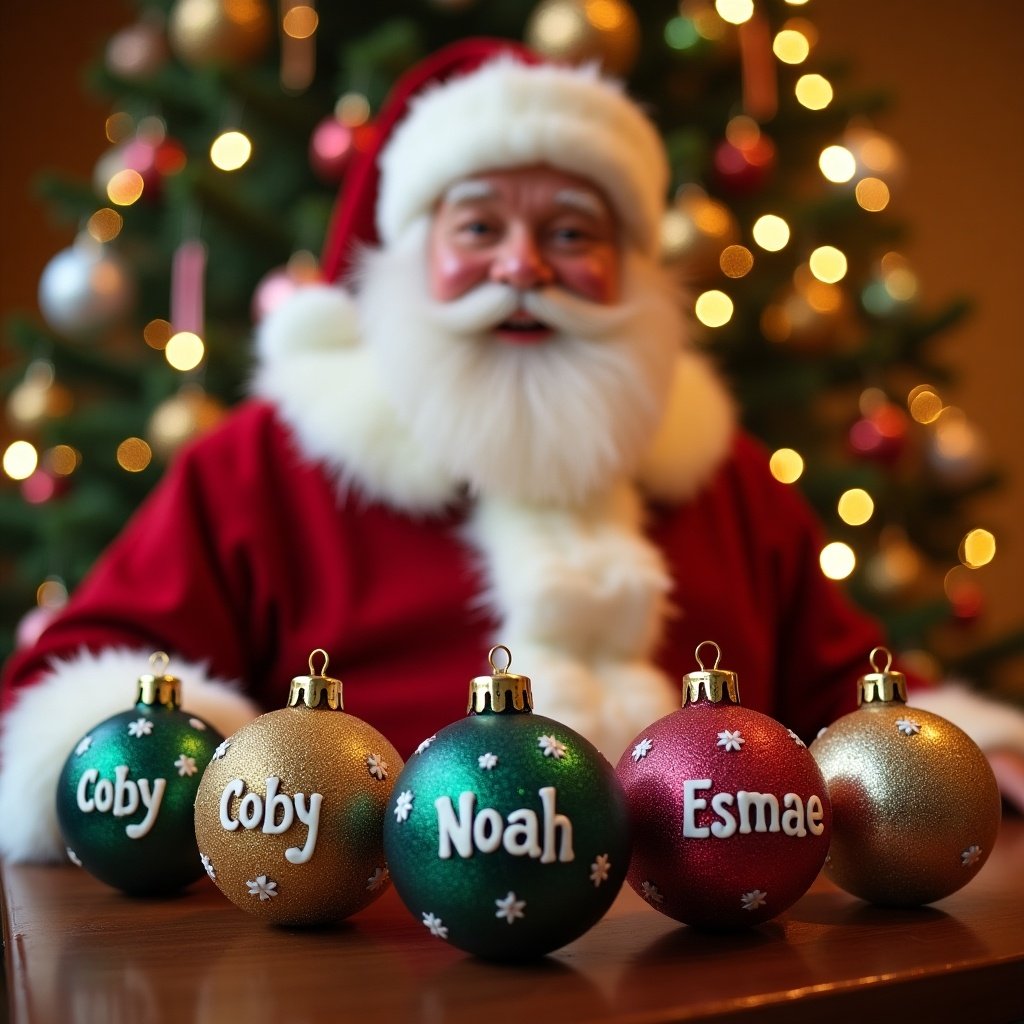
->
[810, 647, 1001, 907]
[525, 0, 641, 77]
[194, 649, 403, 926]
[168, 0, 272, 69]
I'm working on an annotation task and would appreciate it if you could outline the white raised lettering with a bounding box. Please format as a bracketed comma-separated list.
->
[473, 807, 504, 853]
[238, 791, 262, 829]
[807, 794, 825, 836]
[219, 778, 244, 830]
[76, 768, 98, 812]
[683, 779, 712, 838]
[126, 778, 166, 839]
[502, 809, 541, 858]
[94, 777, 114, 813]
[436, 792, 475, 859]
[710, 791, 737, 838]
[262, 776, 295, 835]
[286, 793, 322, 864]
[112, 765, 139, 819]
[737, 791, 781, 834]
[781, 793, 807, 837]
[540, 786, 574, 863]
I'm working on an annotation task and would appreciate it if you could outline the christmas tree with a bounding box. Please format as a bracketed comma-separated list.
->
[1, 0, 1021, 699]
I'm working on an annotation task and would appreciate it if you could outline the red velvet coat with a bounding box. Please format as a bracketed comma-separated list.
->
[1, 400, 881, 757]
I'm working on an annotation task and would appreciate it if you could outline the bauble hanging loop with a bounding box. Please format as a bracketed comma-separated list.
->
[682, 640, 741, 707]
[858, 645, 908, 704]
[287, 647, 344, 710]
[467, 644, 534, 714]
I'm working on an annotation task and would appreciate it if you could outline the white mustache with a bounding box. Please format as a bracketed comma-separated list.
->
[424, 283, 633, 340]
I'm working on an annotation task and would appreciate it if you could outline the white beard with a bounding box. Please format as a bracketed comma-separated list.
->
[355, 219, 685, 507]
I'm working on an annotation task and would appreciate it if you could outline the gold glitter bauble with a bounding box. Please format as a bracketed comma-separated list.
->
[168, 0, 272, 69]
[194, 655, 403, 925]
[146, 385, 225, 461]
[810, 654, 1000, 907]
[525, 0, 640, 77]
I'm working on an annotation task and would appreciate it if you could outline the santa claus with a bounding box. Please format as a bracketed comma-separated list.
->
[2, 40, 1022, 863]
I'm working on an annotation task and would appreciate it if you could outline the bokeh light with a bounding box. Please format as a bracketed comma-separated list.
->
[720, 244, 754, 278]
[715, 0, 754, 25]
[837, 488, 874, 525]
[87, 208, 124, 243]
[908, 384, 943, 424]
[796, 74, 833, 110]
[808, 245, 848, 283]
[855, 177, 890, 212]
[144, 318, 174, 350]
[107, 168, 145, 206]
[116, 437, 153, 473]
[3, 440, 39, 481]
[960, 528, 996, 568]
[769, 447, 804, 483]
[210, 130, 253, 171]
[773, 27, 810, 64]
[819, 145, 856, 183]
[695, 290, 734, 327]
[165, 331, 205, 371]
[752, 214, 790, 251]
[282, 4, 317, 37]
[820, 541, 856, 580]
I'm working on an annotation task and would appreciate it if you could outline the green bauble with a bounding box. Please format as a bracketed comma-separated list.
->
[383, 647, 631, 959]
[56, 653, 225, 895]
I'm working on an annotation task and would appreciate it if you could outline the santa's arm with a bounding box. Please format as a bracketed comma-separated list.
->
[0, 430, 262, 863]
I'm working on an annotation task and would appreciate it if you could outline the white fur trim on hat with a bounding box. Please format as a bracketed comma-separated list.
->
[0, 647, 259, 863]
[377, 57, 669, 256]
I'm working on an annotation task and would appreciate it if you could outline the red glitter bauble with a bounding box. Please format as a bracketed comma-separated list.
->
[615, 644, 831, 930]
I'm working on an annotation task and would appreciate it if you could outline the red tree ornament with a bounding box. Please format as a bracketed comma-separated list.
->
[615, 642, 831, 929]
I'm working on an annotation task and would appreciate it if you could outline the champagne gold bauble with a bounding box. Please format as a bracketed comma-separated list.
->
[525, 0, 640, 77]
[168, 0, 272, 69]
[194, 651, 403, 926]
[810, 648, 1000, 907]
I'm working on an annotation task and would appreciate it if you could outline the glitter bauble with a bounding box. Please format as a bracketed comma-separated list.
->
[56, 653, 225, 895]
[525, 0, 640, 77]
[810, 648, 1000, 906]
[168, 0, 272, 69]
[383, 647, 631, 959]
[38, 239, 134, 338]
[194, 650, 402, 926]
[616, 642, 831, 930]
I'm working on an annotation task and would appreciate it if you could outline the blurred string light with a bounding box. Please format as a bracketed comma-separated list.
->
[714, 0, 754, 25]
[960, 528, 996, 568]
[837, 488, 874, 525]
[819, 145, 856, 183]
[3, 440, 38, 481]
[282, 3, 317, 37]
[769, 447, 804, 483]
[105, 112, 134, 144]
[116, 437, 153, 473]
[210, 130, 252, 171]
[862, 252, 918, 316]
[867, 526, 923, 595]
[752, 213, 790, 251]
[664, 14, 700, 50]
[720, 244, 754, 278]
[796, 73, 832, 110]
[820, 541, 856, 580]
[144, 318, 173, 350]
[808, 245, 847, 283]
[165, 330, 205, 371]
[37, 576, 68, 608]
[855, 177, 890, 212]
[772, 20, 816, 64]
[907, 384, 943, 424]
[87, 208, 123, 243]
[107, 168, 145, 206]
[695, 290, 734, 327]
[46, 444, 80, 476]
[336, 92, 370, 126]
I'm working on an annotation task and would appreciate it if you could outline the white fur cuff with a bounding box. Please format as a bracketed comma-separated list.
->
[913, 683, 1024, 755]
[0, 647, 259, 864]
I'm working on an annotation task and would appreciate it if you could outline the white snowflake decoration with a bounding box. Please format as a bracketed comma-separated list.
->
[640, 880, 664, 904]
[716, 729, 745, 752]
[127, 718, 154, 738]
[174, 754, 197, 777]
[787, 729, 806, 748]
[246, 875, 278, 901]
[66, 847, 82, 867]
[212, 739, 231, 761]
[590, 854, 611, 887]
[366, 753, 389, 781]
[415, 735, 436, 755]
[495, 891, 526, 924]
[631, 737, 654, 762]
[478, 752, 499, 770]
[961, 844, 982, 867]
[188, 717, 207, 731]
[200, 853, 216, 880]
[538, 734, 566, 759]
[394, 790, 414, 823]
[895, 718, 922, 736]
[741, 889, 768, 912]
[74, 736, 93, 757]
[367, 866, 389, 891]
[422, 911, 448, 939]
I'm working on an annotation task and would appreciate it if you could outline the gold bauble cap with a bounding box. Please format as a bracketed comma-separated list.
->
[287, 648, 345, 711]
[857, 646, 908, 706]
[135, 651, 182, 708]
[681, 641, 742, 708]
[467, 645, 534, 715]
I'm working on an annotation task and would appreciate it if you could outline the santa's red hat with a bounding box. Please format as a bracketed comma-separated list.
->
[320, 37, 669, 283]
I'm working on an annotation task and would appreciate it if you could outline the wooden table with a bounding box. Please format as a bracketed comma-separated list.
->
[3, 820, 1023, 1024]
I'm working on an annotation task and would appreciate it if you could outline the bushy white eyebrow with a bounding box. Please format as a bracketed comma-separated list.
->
[442, 179, 497, 206]
[553, 188, 608, 219]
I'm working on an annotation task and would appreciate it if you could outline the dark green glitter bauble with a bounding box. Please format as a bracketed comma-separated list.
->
[56, 677, 224, 895]
[383, 710, 631, 959]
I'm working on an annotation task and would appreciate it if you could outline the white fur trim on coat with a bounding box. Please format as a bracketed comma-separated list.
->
[912, 682, 1024, 755]
[378, 58, 669, 257]
[0, 647, 259, 863]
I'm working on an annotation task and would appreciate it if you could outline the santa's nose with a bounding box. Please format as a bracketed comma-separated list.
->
[489, 227, 555, 290]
